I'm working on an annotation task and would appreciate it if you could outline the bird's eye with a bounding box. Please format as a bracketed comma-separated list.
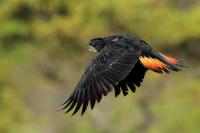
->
[92, 42, 95, 46]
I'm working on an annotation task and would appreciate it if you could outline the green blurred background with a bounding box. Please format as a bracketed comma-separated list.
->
[0, 0, 200, 133]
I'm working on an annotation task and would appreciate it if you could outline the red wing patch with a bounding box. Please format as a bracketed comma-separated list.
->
[139, 54, 182, 73]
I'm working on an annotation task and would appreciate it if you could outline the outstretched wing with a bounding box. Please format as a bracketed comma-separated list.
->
[62, 43, 142, 115]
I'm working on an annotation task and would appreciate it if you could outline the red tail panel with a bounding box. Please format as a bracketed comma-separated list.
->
[139, 54, 182, 73]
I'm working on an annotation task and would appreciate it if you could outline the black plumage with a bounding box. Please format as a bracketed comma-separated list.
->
[61, 35, 184, 115]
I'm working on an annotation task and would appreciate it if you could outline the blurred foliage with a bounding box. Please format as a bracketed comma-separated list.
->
[0, 0, 200, 133]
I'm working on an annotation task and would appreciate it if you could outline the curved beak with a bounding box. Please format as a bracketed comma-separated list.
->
[89, 46, 97, 53]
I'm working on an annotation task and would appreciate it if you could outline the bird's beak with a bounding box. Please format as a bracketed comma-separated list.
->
[89, 46, 97, 53]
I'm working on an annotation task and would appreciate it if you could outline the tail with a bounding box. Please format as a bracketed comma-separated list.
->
[138, 43, 184, 73]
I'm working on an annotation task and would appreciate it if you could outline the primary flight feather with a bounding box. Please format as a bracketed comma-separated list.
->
[61, 35, 184, 115]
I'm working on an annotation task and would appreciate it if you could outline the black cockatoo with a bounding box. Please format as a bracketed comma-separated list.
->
[61, 35, 184, 115]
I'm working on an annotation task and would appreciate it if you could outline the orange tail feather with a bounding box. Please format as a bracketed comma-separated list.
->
[139, 54, 182, 73]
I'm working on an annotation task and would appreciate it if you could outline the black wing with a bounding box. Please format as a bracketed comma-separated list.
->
[62, 43, 142, 115]
[114, 61, 147, 97]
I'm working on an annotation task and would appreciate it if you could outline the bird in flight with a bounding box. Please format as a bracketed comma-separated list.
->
[61, 35, 184, 115]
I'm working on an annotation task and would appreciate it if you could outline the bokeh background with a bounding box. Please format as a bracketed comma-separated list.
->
[0, 0, 200, 133]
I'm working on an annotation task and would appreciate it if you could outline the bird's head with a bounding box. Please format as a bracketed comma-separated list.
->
[89, 38, 106, 53]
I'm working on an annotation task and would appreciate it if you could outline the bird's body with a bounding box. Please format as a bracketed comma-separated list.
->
[62, 35, 184, 115]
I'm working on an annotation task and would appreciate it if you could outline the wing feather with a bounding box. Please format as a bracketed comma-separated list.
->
[114, 61, 148, 97]
[62, 42, 141, 115]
